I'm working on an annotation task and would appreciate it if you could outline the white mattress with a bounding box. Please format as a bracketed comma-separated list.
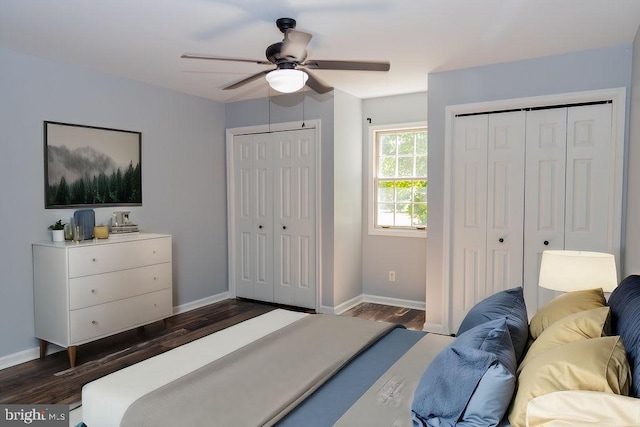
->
[81, 309, 308, 427]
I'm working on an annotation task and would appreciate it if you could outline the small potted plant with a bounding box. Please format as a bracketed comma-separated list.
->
[49, 219, 65, 242]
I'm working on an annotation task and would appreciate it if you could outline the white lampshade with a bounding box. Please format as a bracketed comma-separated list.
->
[538, 250, 618, 292]
[265, 69, 308, 93]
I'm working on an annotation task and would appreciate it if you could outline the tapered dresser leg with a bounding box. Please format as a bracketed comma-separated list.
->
[67, 346, 77, 368]
[39, 340, 48, 359]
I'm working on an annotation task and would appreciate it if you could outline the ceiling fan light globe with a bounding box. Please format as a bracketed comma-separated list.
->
[266, 69, 308, 93]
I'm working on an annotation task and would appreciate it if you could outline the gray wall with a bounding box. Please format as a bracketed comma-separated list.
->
[0, 47, 227, 358]
[426, 45, 634, 332]
[362, 93, 428, 303]
[625, 27, 640, 274]
[333, 90, 364, 305]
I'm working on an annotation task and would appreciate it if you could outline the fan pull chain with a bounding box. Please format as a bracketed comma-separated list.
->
[268, 89, 272, 133]
[302, 89, 306, 128]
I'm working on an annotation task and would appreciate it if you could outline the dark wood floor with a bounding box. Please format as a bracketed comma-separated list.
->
[0, 299, 424, 407]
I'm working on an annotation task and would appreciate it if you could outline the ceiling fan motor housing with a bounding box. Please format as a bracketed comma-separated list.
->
[266, 42, 284, 64]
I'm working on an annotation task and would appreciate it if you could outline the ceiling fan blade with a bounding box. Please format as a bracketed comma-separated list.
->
[304, 70, 333, 94]
[281, 29, 312, 62]
[223, 69, 272, 90]
[181, 53, 272, 66]
[303, 60, 390, 72]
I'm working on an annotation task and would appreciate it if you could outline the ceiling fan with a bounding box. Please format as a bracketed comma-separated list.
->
[181, 17, 390, 94]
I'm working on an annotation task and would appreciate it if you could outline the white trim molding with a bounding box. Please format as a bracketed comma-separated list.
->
[367, 121, 428, 238]
[324, 294, 426, 315]
[172, 291, 229, 315]
[362, 294, 425, 311]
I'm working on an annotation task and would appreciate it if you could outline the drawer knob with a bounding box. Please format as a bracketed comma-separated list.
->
[153, 277, 157, 281]
[91, 320, 97, 325]
[92, 258, 97, 262]
[91, 289, 97, 294]
[153, 250, 156, 254]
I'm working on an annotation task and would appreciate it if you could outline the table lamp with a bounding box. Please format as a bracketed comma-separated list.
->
[538, 250, 618, 292]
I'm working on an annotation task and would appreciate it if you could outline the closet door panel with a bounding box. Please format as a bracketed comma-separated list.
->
[253, 135, 274, 302]
[235, 136, 255, 299]
[452, 115, 488, 329]
[486, 111, 525, 295]
[293, 129, 316, 308]
[274, 134, 295, 305]
[524, 108, 567, 315]
[565, 103, 612, 251]
[273, 129, 316, 308]
[234, 134, 274, 302]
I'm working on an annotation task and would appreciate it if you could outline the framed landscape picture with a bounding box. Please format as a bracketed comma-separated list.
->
[44, 121, 142, 208]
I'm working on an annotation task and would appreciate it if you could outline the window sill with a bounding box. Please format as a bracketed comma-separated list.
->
[368, 227, 427, 238]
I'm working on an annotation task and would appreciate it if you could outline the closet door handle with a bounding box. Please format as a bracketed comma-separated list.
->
[282, 226, 287, 230]
[498, 238, 504, 243]
[258, 225, 263, 229]
[543, 240, 549, 246]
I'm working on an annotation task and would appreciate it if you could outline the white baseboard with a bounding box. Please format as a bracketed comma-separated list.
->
[362, 294, 425, 311]
[328, 294, 364, 315]
[0, 342, 67, 371]
[0, 291, 231, 371]
[172, 291, 229, 315]
[321, 294, 424, 315]
[1, 348, 39, 371]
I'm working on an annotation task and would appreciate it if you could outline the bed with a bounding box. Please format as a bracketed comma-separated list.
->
[79, 276, 640, 427]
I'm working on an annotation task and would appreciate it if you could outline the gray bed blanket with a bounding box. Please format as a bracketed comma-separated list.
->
[121, 314, 396, 427]
[335, 333, 454, 427]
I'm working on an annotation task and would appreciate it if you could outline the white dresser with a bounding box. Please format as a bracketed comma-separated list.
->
[33, 233, 173, 367]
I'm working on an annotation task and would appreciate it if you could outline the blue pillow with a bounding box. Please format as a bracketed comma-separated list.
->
[459, 319, 516, 426]
[412, 318, 516, 426]
[608, 275, 640, 397]
[457, 286, 528, 361]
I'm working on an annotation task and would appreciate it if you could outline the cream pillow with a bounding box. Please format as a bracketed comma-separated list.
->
[529, 288, 605, 339]
[526, 390, 640, 426]
[517, 306, 610, 373]
[508, 336, 630, 427]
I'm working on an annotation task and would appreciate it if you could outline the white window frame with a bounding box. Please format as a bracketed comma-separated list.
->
[368, 121, 427, 238]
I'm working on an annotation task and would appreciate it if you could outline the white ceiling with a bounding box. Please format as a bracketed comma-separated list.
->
[1, 0, 640, 103]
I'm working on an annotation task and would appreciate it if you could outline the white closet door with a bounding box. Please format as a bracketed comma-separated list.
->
[234, 133, 274, 302]
[564, 103, 613, 251]
[451, 112, 526, 329]
[486, 111, 526, 296]
[523, 104, 613, 315]
[524, 108, 568, 315]
[452, 115, 489, 327]
[273, 128, 316, 308]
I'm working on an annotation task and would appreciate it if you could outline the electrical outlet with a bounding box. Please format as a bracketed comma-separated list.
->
[388, 270, 396, 282]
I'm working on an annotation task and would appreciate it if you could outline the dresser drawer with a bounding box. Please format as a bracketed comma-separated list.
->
[69, 289, 172, 344]
[68, 237, 171, 278]
[69, 263, 171, 310]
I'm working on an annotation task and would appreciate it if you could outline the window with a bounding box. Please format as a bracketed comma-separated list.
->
[370, 123, 427, 237]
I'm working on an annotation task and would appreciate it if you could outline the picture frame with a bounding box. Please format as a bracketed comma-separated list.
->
[44, 121, 142, 209]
